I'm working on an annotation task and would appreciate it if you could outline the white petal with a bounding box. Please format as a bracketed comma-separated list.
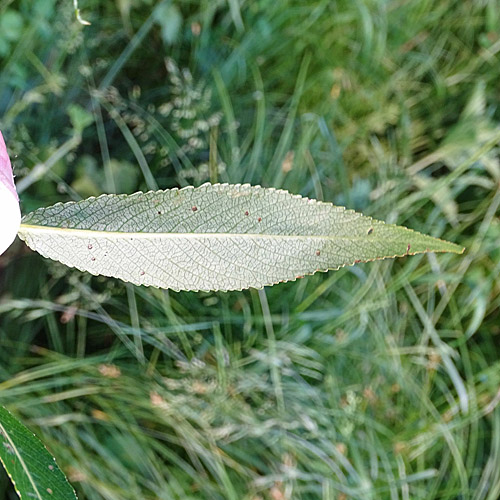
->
[0, 180, 21, 255]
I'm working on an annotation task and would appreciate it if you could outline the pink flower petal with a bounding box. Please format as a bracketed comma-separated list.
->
[0, 130, 21, 255]
[0, 131, 18, 201]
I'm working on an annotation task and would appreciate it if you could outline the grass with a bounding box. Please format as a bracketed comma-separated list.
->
[1, 0, 500, 498]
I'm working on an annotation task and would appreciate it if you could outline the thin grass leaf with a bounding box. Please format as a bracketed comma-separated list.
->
[0, 405, 77, 500]
[17, 183, 463, 292]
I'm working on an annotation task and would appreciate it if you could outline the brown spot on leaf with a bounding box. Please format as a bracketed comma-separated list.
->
[140, 270, 145, 276]
[157, 210, 162, 215]
[244, 211, 249, 216]
[257, 217, 262, 222]
[367, 227, 373, 235]
[91, 257, 96, 262]
[87, 244, 93, 250]
[316, 250, 321, 256]
[354, 259, 361, 264]
[406, 244, 411, 254]
[191, 206, 198, 212]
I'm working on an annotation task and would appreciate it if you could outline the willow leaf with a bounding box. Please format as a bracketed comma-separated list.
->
[17, 183, 463, 291]
[0, 405, 77, 500]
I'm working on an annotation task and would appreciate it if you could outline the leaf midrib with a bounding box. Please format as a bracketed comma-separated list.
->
[18, 224, 369, 241]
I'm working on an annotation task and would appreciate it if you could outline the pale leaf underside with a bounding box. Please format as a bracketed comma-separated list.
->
[18, 183, 464, 291]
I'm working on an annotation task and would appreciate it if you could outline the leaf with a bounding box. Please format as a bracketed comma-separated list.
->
[17, 183, 464, 292]
[1, 10, 23, 40]
[67, 104, 94, 134]
[154, 4, 182, 45]
[0, 405, 77, 500]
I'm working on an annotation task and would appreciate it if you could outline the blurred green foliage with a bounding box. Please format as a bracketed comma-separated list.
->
[1, 0, 500, 499]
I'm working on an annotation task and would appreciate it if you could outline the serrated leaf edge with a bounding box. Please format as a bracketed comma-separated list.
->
[18, 183, 464, 292]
